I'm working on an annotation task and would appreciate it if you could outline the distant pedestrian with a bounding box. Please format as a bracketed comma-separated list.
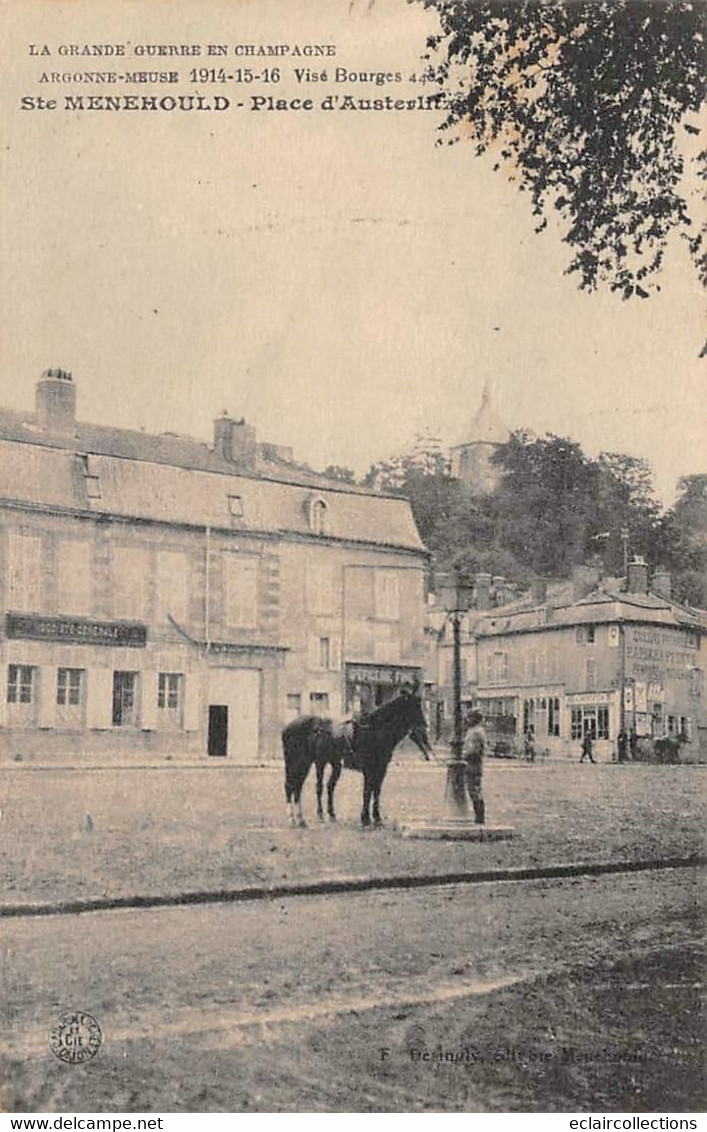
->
[580, 730, 596, 763]
[617, 729, 628, 763]
[629, 730, 638, 760]
[524, 725, 536, 763]
[462, 708, 486, 824]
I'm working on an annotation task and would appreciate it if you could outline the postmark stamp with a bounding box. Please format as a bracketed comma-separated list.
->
[49, 1011, 102, 1064]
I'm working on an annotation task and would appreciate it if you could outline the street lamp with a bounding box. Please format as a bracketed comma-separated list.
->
[436, 571, 475, 816]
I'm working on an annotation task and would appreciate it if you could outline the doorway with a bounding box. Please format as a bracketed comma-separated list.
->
[208, 705, 228, 757]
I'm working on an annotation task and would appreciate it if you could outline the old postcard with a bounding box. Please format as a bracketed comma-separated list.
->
[0, 0, 704, 1119]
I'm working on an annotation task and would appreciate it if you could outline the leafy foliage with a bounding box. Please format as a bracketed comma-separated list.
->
[367, 431, 706, 605]
[323, 464, 357, 483]
[412, 0, 706, 297]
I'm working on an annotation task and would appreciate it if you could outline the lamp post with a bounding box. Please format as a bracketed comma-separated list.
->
[399, 572, 514, 842]
[437, 571, 474, 817]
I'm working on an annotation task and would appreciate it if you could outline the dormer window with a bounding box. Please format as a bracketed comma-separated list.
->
[308, 497, 328, 536]
[77, 454, 101, 501]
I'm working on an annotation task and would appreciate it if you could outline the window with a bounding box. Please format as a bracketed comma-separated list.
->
[78, 454, 102, 500]
[319, 637, 330, 669]
[157, 672, 182, 710]
[57, 668, 83, 706]
[487, 651, 508, 684]
[576, 625, 595, 644]
[56, 540, 92, 616]
[7, 665, 35, 704]
[286, 693, 302, 720]
[523, 698, 535, 733]
[223, 554, 259, 629]
[156, 551, 189, 625]
[309, 498, 327, 535]
[691, 668, 703, 697]
[375, 570, 400, 620]
[6, 531, 42, 612]
[113, 545, 149, 621]
[309, 692, 329, 717]
[570, 706, 609, 741]
[586, 658, 597, 691]
[112, 671, 138, 727]
[447, 656, 467, 685]
[227, 494, 244, 518]
[306, 561, 337, 615]
[571, 708, 583, 740]
[548, 696, 561, 737]
[157, 672, 183, 726]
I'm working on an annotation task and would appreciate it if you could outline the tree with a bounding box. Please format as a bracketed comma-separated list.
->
[412, 0, 706, 297]
[323, 464, 357, 483]
[491, 431, 604, 575]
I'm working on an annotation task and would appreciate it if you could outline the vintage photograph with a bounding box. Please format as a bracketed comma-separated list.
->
[0, 0, 705, 1117]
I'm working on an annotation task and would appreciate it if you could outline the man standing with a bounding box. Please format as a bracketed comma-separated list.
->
[580, 729, 596, 763]
[463, 708, 486, 824]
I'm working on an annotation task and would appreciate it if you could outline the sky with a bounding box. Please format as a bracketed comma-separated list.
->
[1, 0, 705, 507]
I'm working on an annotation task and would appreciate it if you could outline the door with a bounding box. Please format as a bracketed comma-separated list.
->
[207, 668, 261, 762]
[208, 705, 228, 757]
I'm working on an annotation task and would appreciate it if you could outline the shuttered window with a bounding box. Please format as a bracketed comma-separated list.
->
[56, 540, 92, 616]
[7, 531, 42, 612]
[224, 555, 259, 629]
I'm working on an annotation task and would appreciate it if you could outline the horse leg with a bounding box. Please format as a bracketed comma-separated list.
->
[285, 781, 296, 828]
[327, 759, 342, 821]
[293, 772, 308, 828]
[361, 772, 373, 827]
[284, 756, 297, 828]
[371, 770, 385, 827]
[314, 761, 325, 821]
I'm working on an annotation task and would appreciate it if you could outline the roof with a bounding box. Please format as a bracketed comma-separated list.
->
[0, 404, 372, 495]
[451, 382, 510, 449]
[0, 415, 426, 554]
[473, 584, 705, 637]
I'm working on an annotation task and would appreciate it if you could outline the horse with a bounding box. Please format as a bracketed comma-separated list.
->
[282, 687, 433, 828]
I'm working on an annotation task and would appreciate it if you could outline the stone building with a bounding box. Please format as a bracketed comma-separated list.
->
[433, 562, 706, 762]
[449, 382, 510, 494]
[0, 369, 428, 763]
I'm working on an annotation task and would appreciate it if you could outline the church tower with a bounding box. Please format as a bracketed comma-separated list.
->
[449, 382, 510, 494]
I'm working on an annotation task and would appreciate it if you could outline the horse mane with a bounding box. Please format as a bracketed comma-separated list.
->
[357, 691, 418, 729]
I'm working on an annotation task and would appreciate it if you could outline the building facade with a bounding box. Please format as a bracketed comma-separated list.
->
[0, 370, 428, 763]
[433, 563, 706, 762]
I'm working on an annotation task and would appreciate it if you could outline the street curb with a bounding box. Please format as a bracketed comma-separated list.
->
[1, 854, 704, 920]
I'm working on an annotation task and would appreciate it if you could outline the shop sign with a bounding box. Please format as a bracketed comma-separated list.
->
[346, 663, 420, 685]
[5, 613, 147, 648]
[634, 682, 648, 714]
[566, 690, 611, 704]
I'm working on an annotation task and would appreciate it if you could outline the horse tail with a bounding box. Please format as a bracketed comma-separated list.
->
[282, 717, 317, 800]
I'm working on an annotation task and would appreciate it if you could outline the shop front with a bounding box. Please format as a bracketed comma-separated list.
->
[344, 661, 422, 714]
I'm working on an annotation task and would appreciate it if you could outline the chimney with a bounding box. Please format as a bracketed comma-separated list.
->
[651, 569, 672, 600]
[35, 368, 76, 434]
[474, 572, 492, 611]
[531, 577, 547, 604]
[572, 564, 600, 602]
[213, 413, 257, 466]
[627, 555, 649, 594]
